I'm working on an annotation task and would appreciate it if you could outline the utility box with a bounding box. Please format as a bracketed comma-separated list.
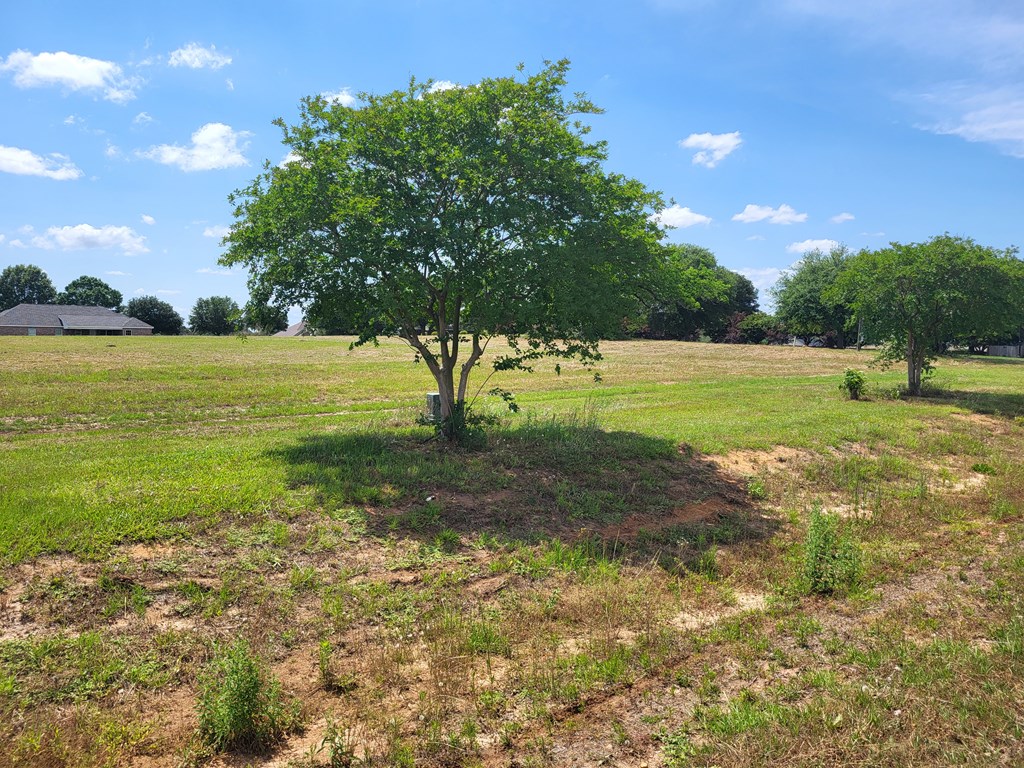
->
[426, 392, 443, 423]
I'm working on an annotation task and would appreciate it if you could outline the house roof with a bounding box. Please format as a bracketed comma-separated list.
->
[0, 303, 153, 330]
[273, 320, 308, 337]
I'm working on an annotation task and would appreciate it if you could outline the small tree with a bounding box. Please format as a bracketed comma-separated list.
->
[0, 264, 57, 310]
[190, 296, 241, 335]
[244, 302, 289, 335]
[126, 296, 185, 335]
[58, 275, 123, 309]
[835, 234, 1022, 395]
[223, 60, 687, 439]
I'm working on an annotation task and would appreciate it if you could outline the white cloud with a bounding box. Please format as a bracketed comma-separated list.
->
[652, 204, 712, 228]
[105, 144, 121, 158]
[0, 145, 82, 180]
[746, 235, 766, 241]
[63, 114, 80, 125]
[0, 49, 139, 102]
[786, 238, 839, 254]
[203, 225, 230, 239]
[106, 270, 130, 276]
[830, 212, 855, 224]
[133, 111, 153, 125]
[0, 235, 5, 245]
[279, 151, 302, 167]
[737, 267, 784, 292]
[226, 78, 234, 91]
[139, 123, 250, 172]
[31, 224, 148, 255]
[9, 239, 27, 248]
[921, 85, 1024, 158]
[732, 203, 808, 225]
[679, 131, 742, 168]
[321, 88, 357, 106]
[197, 267, 234, 275]
[428, 80, 459, 93]
[168, 43, 231, 70]
[141, 214, 155, 225]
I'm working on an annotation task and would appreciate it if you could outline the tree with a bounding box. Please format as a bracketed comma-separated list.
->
[244, 302, 289, 335]
[0, 264, 57, 310]
[126, 296, 185, 335]
[58, 275, 123, 309]
[642, 245, 756, 341]
[190, 296, 241, 335]
[834, 234, 1022, 395]
[222, 60, 683, 438]
[772, 245, 854, 347]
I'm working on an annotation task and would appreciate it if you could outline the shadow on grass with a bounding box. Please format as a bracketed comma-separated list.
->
[271, 418, 779, 569]
[917, 387, 1024, 418]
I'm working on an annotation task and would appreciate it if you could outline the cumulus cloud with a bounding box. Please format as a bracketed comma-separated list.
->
[679, 131, 742, 168]
[133, 111, 153, 125]
[139, 123, 250, 172]
[105, 144, 121, 158]
[203, 225, 230, 239]
[141, 214, 155, 225]
[0, 49, 139, 102]
[732, 203, 808, 225]
[168, 43, 232, 70]
[321, 87, 357, 106]
[786, 238, 839, 254]
[652, 204, 712, 228]
[428, 80, 459, 93]
[737, 267, 784, 292]
[9, 239, 27, 248]
[31, 224, 148, 255]
[0, 145, 82, 180]
[830, 212, 855, 223]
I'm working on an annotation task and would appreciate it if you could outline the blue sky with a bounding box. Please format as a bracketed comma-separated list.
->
[2, 0, 1022, 321]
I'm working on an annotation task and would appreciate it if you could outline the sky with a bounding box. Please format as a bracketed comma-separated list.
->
[2, 0, 1022, 321]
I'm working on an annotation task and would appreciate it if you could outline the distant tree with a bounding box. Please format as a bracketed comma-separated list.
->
[772, 245, 854, 347]
[720, 311, 787, 344]
[642, 245, 756, 341]
[244, 302, 289, 335]
[58, 275, 123, 309]
[222, 60, 684, 439]
[0, 264, 57, 310]
[189, 296, 241, 335]
[126, 296, 185, 335]
[834, 234, 1022, 395]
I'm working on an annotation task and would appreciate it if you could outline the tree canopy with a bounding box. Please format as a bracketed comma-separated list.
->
[834, 234, 1023, 395]
[772, 245, 854, 347]
[58, 275, 123, 310]
[0, 264, 57, 310]
[222, 60, 686, 437]
[126, 296, 185, 335]
[189, 296, 241, 336]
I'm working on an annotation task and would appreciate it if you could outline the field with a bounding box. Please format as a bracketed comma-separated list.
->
[1, 335, 1023, 767]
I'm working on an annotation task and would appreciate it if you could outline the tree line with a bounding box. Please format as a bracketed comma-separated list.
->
[0, 264, 288, 335]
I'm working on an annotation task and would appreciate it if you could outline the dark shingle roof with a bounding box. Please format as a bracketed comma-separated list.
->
[0, 304, 153, 330]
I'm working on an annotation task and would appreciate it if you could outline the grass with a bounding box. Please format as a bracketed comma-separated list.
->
[1, 336, 1023, 766]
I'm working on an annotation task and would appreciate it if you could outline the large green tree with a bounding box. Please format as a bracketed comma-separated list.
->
[126, 296, 185, 335]
[222, 60, 684, 437]
[58, 275, 123, 309]
[189, 296, 241, 336]
[772, 245, 854, 347]
[642, 244, 755, 341]
[834, 234, 1022, 395]
[0, 264, 57, 310]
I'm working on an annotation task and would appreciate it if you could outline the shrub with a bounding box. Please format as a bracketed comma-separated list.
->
[839, 368, 867, 400]
[196, 639, 296, 752]
[802, 507, 861, 595]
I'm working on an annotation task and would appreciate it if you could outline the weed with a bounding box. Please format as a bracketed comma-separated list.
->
[802, 506, 862, 595]
[747, 477, 768, 500]
[196, 639, 297, 752]
[971, 462, 997, 475]
[839, 368, 867, 400]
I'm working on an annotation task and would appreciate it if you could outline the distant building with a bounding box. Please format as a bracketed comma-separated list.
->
[273, 320, 309, 337]
[0, 304, 154, 336]
[988, 344, 1022, 358]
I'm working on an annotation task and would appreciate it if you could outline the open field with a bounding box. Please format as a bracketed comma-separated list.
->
[1, 336, 1023, 766]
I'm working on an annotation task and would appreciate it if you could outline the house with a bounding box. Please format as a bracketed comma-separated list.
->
[0, 304, 154, 336]
[273, 320, 309, 337]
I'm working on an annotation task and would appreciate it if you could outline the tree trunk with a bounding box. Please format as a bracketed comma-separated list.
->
[906, 332, 923, 396]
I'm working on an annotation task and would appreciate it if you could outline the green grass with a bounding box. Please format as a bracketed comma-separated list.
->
[1, 335, 1023, 766]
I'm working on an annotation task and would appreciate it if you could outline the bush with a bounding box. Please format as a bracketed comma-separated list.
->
[839, 368, 867, 400]
[197, 639, 296, 752]
[802, 507, 861, 595]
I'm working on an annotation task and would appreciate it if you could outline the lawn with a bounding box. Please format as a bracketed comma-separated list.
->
[1, 336, 1022, 767]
